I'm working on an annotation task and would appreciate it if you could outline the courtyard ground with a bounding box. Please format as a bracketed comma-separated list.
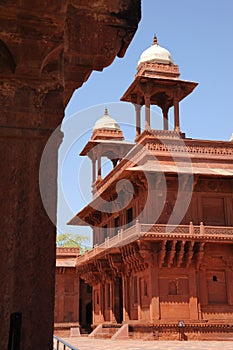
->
[59, 337, 233, 350]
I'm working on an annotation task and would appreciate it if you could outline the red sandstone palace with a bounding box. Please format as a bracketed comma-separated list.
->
[55, 37, 233, 340]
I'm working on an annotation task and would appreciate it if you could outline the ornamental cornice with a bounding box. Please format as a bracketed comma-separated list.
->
[147, 141, 233, 158]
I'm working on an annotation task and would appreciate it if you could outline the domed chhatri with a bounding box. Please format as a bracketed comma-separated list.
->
[121, 35, 198, 136]
[80, 108, 131, 184]
[137, 35, 173, 68]
[91, 108, 124, 141]
[93, 108, 121, 132]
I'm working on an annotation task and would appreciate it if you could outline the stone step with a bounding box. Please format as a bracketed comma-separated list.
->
[101, 328, 119, 334]
[92, 324, 122, 339]
[92, 332, 112, 339]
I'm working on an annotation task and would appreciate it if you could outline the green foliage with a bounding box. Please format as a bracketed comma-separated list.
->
[56, 233, 90, 253]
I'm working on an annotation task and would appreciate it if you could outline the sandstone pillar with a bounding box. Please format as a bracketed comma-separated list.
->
[134, 104, 141, 137]
[97, 155, 102, 180]
[122, 275, 130, 321]
[92, 158, 96, 184]
[198, 269, 208, 307]
[58, 273, 66, 322]
[188, 269, 199, 320]
[0, 119, 62, 349]
[144, 94, 151, 129]
[149, 265, 160, 320]
[73, 273, 80, 321]
[226, 268, 233, 305]
[162, 106, 169, 131]
[0, 1, 140, 348]
[174, 97, 180, 132]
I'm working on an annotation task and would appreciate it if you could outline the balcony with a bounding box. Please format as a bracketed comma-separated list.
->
[76, 222, 233, 265]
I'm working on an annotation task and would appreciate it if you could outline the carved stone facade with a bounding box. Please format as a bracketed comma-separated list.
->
[72, 143, 233, 340]
[0, 1, 140, 349]
[70, 37, 233, 340]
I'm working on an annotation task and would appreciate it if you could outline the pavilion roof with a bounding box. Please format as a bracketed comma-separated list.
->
[127, 161, 233, 176]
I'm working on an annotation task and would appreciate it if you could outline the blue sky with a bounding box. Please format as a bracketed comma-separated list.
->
[56, 0, 233, 244]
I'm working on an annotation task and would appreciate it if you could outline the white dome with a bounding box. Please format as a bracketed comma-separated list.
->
[137, 36, 173, 68]
[93, 109, 121, 132]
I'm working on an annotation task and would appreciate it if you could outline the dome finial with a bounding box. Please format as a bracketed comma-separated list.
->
[137, 35, 173, 67]
[153, 34, 158, 45]
[92, 109, 121, 133]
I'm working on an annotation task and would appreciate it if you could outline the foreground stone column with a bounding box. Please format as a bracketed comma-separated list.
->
[0, 1, 140, 349]
[0, 126, 62, 349]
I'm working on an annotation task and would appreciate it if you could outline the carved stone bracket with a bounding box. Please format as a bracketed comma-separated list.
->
[78, 263, 101, 286]
[138, 241, 154, 267]
[96, 259, 113, 282]
[166, 240, 177, 268]
[194, 242, 205, 269]
[158, 240, 167, 268]
[108, 254, 125, 277]
[121, 243, 146, 273]
[176, 241, 186, 267]
[157, 239, 202, 268]
[184, 241, 195, 268]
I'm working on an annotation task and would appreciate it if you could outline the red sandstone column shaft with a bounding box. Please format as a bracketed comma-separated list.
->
[149, 266, 160, 320]
[59, 273, 65, 322]
[134, 104, 141, 136]
[162, 107, 169, 131]
[144, 94, 151, 129]
[174, 97, 180, 132]
[97, 156, 101, 179]
[122, 276, 130, 321]
[92, 158, 96, 183]
[188, 269, 199, 320]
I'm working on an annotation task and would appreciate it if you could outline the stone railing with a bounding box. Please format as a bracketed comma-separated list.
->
[76, 245, 105, 264]
[76, 222, 233, 264]
[142, 222, 233, 236]
[76, 224, 138, 264]
[56, 247, 80, 254]
[136, 62, 180, 78]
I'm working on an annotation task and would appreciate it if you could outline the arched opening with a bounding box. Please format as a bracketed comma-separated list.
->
[113, 277, 123, 324]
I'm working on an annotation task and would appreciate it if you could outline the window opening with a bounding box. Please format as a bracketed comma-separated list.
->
[114, 216, 120, 236]
[102, 224, 107, 242]
[126, 207, 133, 228]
